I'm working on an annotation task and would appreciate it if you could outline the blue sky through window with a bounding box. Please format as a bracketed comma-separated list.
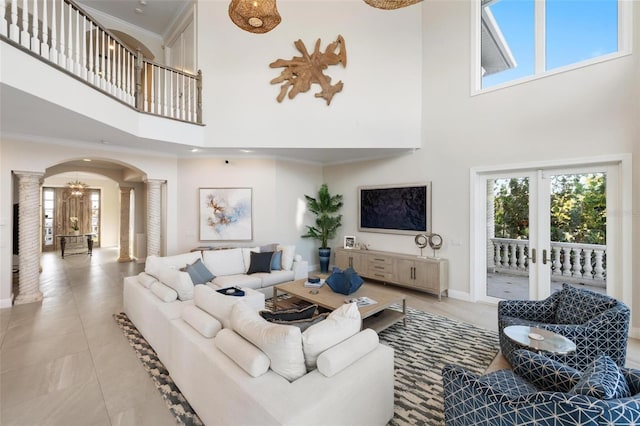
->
[482, 0, 619, 88]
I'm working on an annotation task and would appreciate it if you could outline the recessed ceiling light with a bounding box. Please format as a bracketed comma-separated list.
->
[190, 148, 200, 153]
[135, 7, 143, 14]
[240, 149, 253, 153]
[83, 158, 92, 162]
[139, 0, 147, 5]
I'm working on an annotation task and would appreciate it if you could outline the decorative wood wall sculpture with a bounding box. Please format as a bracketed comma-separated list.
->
[270, 35, 347, 106]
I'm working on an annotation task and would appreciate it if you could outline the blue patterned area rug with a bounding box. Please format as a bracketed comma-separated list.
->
[115, 305, 499, 426]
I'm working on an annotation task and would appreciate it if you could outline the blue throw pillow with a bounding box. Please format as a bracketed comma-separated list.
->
[571, 354, 631, 400]
[247, 251, 274, 274]
[271, 250, 282, 271]
[181, 258, 215, 284]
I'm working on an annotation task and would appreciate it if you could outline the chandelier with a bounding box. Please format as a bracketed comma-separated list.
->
[229, 0, 281, 34]
[67, 179, 88, 197]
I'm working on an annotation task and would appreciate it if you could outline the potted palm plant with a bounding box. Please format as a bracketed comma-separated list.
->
[301, 184, 343, 273]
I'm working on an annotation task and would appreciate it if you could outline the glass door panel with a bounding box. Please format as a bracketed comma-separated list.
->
[545, 171, 607, 295]
[485, 174, 535, 300]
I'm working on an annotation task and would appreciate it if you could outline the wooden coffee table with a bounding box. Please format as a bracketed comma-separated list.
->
[273, 279, 406, 333]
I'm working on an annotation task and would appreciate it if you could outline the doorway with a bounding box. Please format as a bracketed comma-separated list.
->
[471, 156, 631, 307]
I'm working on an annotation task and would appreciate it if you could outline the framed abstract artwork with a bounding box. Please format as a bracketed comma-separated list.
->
[199, 187, 253, 241]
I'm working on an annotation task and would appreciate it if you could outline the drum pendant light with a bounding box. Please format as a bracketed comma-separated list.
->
[229, 0, 281, 34]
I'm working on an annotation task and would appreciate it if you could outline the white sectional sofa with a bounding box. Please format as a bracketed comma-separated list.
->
[122, 248, 395, 426]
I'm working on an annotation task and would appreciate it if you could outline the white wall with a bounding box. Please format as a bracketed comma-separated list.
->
[175, 157, 322, 265]
[324, 0, 638, 317]
[196, 0, 422, 150]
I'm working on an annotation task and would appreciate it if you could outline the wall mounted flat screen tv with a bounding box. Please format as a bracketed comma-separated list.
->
[358, 183, 432, 235]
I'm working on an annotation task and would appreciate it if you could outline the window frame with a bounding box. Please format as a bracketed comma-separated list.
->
[471, 0, 633, 95]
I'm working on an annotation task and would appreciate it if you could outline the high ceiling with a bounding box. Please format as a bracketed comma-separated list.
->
[76, 0, 192, 37]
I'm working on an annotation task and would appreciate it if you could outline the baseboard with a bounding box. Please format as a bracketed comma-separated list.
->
[0, 295, 13, 309]
[447, 289, 471, 302]
[629, 327, 640, 339]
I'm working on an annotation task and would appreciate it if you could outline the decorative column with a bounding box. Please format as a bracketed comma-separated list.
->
[14, 171, 44, 305]
[145, 179, 163, 257]
[118, 187, 132, 263]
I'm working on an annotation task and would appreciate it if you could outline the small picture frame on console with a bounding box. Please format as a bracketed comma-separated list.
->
[344, 236, 356, 249]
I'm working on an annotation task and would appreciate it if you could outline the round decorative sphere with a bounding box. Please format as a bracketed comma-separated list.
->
[415, 233, 429, 249]
[429, 233, 443, 250]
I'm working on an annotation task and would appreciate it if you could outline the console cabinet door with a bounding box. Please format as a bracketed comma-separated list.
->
[396, 259, 439, 292]
[335, 249, 364, 273]
[396, 259, 418, 287]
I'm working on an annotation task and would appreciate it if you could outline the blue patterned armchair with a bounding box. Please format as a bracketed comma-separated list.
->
[498, 283, 630, 371]
[443, 350, 640, 426]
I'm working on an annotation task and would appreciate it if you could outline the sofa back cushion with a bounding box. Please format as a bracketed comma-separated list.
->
[194, 284, 245, 329]
[202, 248, 246, 277]
[555, 284, 617, 325]
[277, 245, 296, 271]
[301, 302, 361, 370]
[231, 302, 306, 382]
[241, 247, 261, 273]
[156, 266, 195, 301]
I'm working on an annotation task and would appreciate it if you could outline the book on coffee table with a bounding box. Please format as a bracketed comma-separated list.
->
[345, 296, 377, 307]
[304, 279, 325, 288]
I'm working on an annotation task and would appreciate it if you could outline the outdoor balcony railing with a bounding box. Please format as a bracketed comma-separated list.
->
[1, 0, 202, 124]
[489, 237, 606, 288]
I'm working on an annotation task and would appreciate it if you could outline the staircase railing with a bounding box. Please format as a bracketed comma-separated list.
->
[1, 0, 202, 124]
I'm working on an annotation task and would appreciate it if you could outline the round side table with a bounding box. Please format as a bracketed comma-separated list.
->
[504, 325, 576, 355]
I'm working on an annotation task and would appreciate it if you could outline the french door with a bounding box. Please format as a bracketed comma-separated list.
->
[473, 161, 622, 303]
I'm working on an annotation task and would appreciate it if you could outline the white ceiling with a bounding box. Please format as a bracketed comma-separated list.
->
[76, 0, 192, 37]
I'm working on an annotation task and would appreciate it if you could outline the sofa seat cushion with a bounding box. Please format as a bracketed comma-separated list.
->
[257, 270, 295, 288]
[203, 248, 246, 277]
[556, 283, 617, 325]
[211, 274, 262, 290]
[231, 302, 306, 382]
[571, 354, 631, 400]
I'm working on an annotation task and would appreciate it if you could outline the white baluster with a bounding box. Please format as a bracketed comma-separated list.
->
[40, 0, 48, 58]
[30, 0, 40, 53]
[186, 77, 191, 122]
[74, 8, 80, 75]
[126, 51, 131, 103]
[562, 247, 572, 276]
[58, 0, 66, 66]
[81, 14, 87, 79]
[129, 53, 135, 105]
[9, 0, 19, 41]
[571, 248, 581, 278]
[0, 0, 7, 37]
[163, 69, 168, 115]
[66, 1, 72, 70]
[582, 249, 593, 280]
[500, 242, 508, 270]
[552, 246, 562, 277]
[593, 250, 604, 279]
[88, 21, 94, 82]
[143, 62, 149, 111]
[100, 30, 105, 90]
[517, 242, 526, 271]
[106, 35, 111, 93]
[116, 44, 121, 98]
[50, 0, 58, 63]
[507, 242, 515, 270]
[20, 0, 29, 48]
[169, 70, 174, 117]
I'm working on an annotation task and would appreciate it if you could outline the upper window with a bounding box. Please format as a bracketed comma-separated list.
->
[475, 0, 630, 91]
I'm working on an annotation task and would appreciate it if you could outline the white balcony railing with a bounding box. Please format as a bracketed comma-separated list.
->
[1, 0, 202, 124]
[489, 238, 606, 287]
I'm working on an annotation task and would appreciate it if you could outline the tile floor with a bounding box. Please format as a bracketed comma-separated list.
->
[1, 247, 638, 425]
